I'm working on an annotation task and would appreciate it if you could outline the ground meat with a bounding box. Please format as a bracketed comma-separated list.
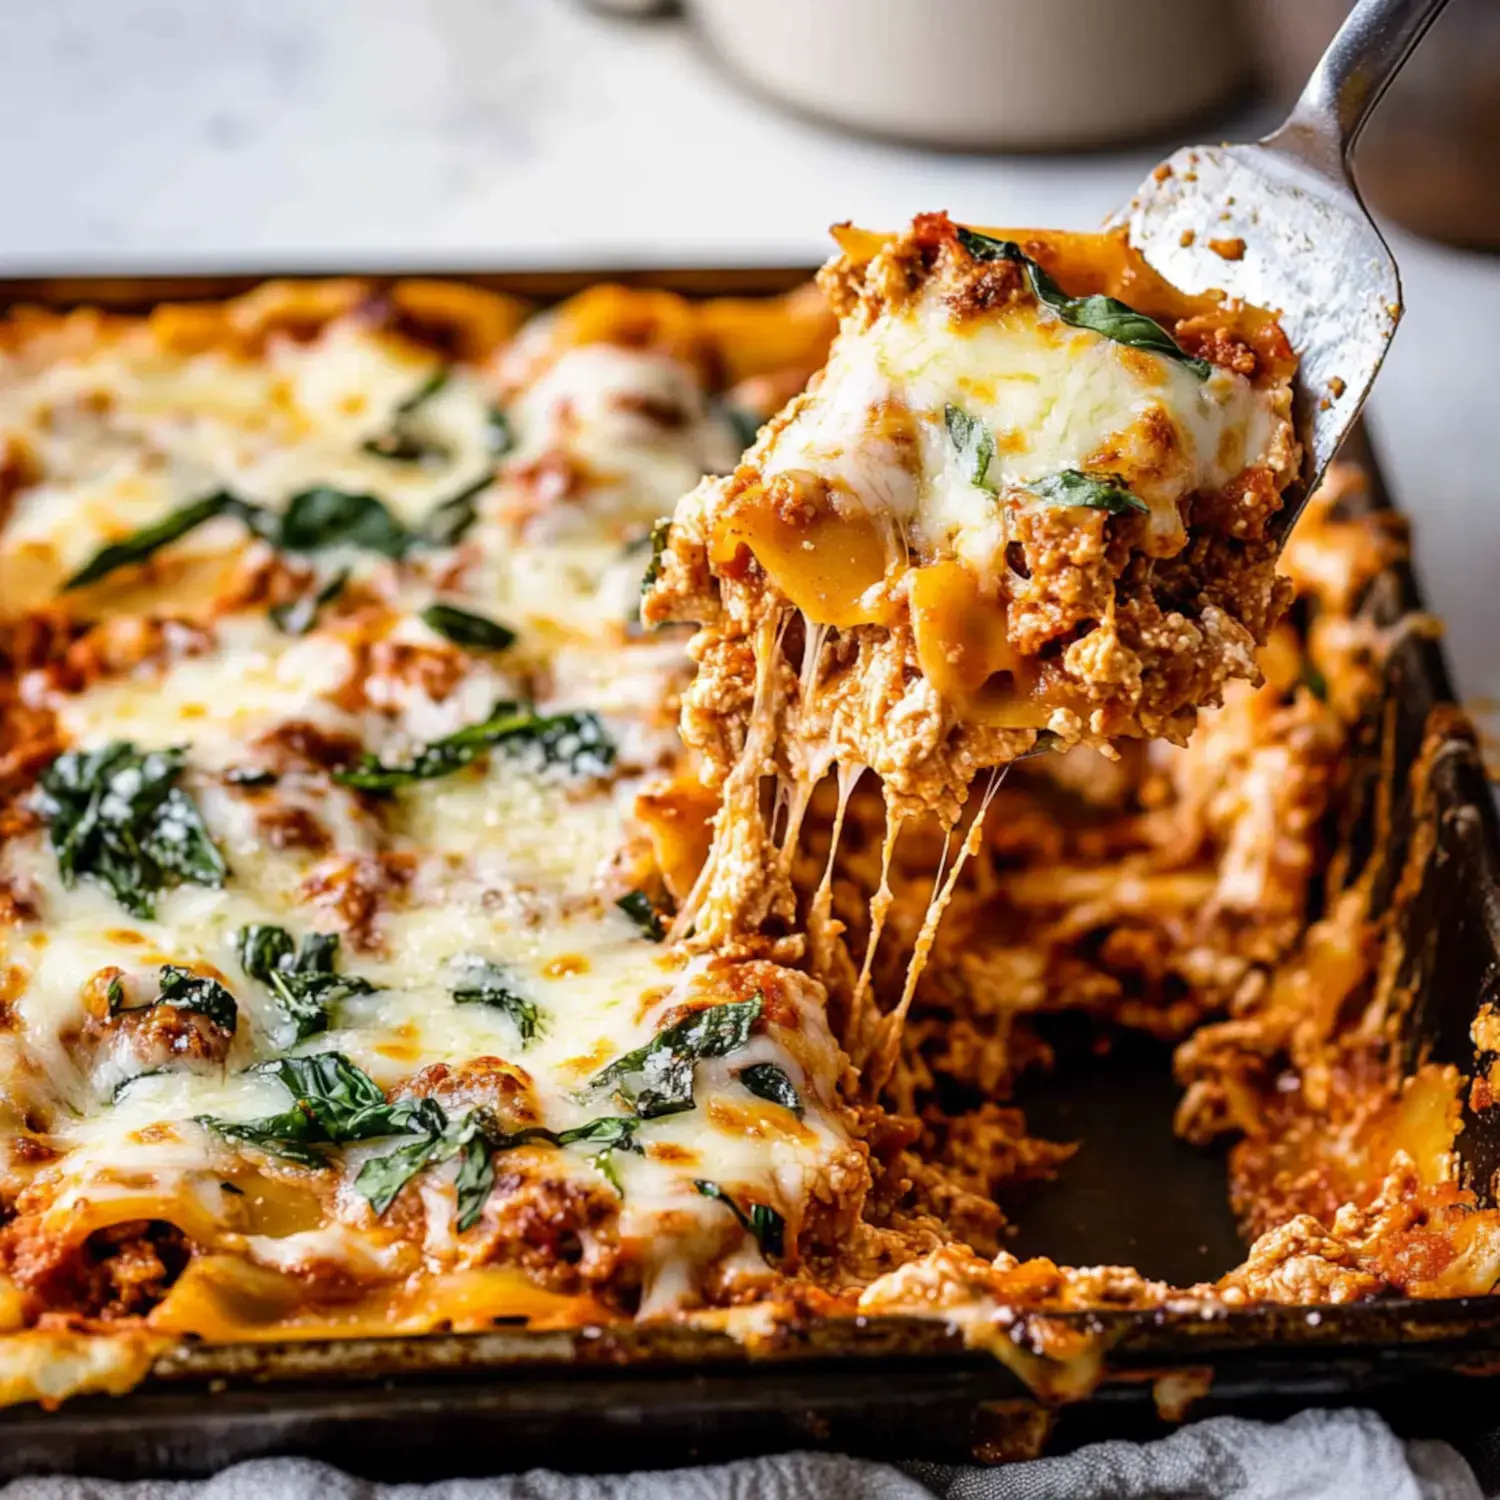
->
[397, 1058, 541, 1133]
[300, 852, 417, 951]
[250, 720, 365, 775]
[1, 1219, 190, 1321]
[471, 1169, 627, 1303]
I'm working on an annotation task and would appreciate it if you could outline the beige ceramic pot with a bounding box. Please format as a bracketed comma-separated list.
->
[684, 0, 1247, 151]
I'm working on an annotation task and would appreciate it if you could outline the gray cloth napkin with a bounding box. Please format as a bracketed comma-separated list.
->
[0, 1409, 1484, 1500]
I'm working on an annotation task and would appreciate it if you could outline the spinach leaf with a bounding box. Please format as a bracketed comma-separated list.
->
[944, 405, 997, 494]
[692, 1179, 785, 1257]
[36, 742, 227, 918]
[640, 518, 671, 599]
[485, 407, 515, 458]
[582, 994, 762, 1118]
[199, 1051, 436, 1169]
[615, 890, 665, 941]
[420, 470, 494, 548]
[359, 1111, 645, 1227]
[1026, 470, 1148, 516]
[450, 956, 542, 1045]
[64, 491, 255, 591]
[64, 460, 494, 592]
[509, 1115, 643, 1197]
[421, 603, 517, 652]
[204, 1116, 331, 1169]
[736, 1062, 803, 1117]
[237, 924, 375, 1041]
[954, 227, 1211, 378]
[451, 1127, 495, 1230]
[203, 1047, 641, 1226]
[278, 487, 415, 559]
[333, 702, 614, 792]
[107, 965, 238, 1034]
[154, 965, 239, 1033]
[271, 567, 349, 635]
[552, 1115, 640, 1196]
[355, 1112, 473, 1216]
[261, 1052, 440, 1140]
[361, 369, 452, 465]
[549, 1115, 642, 1153]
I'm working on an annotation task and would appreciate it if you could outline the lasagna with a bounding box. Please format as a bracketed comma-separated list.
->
[0, 246, 1495, 1414]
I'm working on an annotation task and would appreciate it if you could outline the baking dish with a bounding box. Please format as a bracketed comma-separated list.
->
[0, 265, 1495, 1480]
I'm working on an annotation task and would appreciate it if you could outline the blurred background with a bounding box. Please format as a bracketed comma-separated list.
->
[0, 0, 1495, 706]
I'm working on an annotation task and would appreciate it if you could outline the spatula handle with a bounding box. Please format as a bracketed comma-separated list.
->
[1268, 0, 1452, 177]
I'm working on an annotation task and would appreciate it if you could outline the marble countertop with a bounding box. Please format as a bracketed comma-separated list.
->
[2, 0, 1495, 701]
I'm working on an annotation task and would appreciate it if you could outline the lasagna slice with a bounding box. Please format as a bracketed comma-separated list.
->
[645, 214, 1299, 946]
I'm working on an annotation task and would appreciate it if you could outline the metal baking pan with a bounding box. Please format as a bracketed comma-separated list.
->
[0, 268, 1496, 1481]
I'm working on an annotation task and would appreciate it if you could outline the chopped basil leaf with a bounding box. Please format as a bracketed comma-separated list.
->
[37, 742, 226, 918]
[203, 1118, 330, 1169]
[236, 924, 375, 1041]
[693, 1179, 785, 1257]
[1026, 470, 1148, 516]
[450, 1129, 494, 1230]
[360, 369, 452, 465]
[485, 407, 516, 457]
[262, 1052, 440, 1141]
[450, 956, 542, 1044]
[360, 1112, 645, 1226]
[334, 702, 614, 792]
[105, 965, 237, 1034]
[583, 994, 762, 1118]
[356, 1113, 474, 1217]
[420, 470, 494, 548]
[278, 487, 414, 558]
[199, 1051, 442, 1170]
[944, 405, 997, 494]
[509, 1115, 643, 1198]
[591, 1150, 626, 1196]
[737, 1062, 803, 1117]
[64, 491, 254, 591]
[615, 890, 665, 941]
[271, 567, 349, 635]
[551, 1115, 642, 1153]
[64, 463, 495, 593]
[421, 603, 517, 652]
[154, 965, 239, 1033]
[1302, 661, 1329, 702]
[204, 1049, 640, 1226]
[398, 368, 450, 412]
[954, 227, 1211, 378]
[640, 518, 672, 599]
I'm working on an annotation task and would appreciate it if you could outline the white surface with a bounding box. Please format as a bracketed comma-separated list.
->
[0, 0, 1495, 699]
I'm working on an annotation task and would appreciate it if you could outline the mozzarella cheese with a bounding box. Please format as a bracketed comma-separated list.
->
[0, 297, 851, 1392]
[762, 270, 1284, 583]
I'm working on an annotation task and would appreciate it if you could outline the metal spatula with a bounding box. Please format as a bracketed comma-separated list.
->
[1111, 0, 1451, 537]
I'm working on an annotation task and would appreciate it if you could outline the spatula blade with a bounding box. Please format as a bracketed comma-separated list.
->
[1114, 142, 1402, 530]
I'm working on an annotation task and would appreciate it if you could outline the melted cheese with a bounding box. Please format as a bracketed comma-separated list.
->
[759, 277, 1282, 590]
[0, 299, 852, 1390]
